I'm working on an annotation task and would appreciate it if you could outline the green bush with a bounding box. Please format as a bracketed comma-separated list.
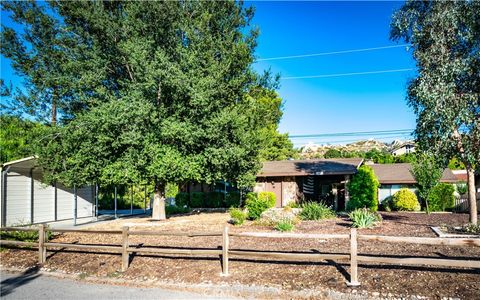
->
[274, 218, 295, 232]
[258, 192, 276, 207]
[380, 196, 394, 212]
[165, 205, 190, 216]
[229, 208, 247, 226]
[346, 165, 379, 211]
[175, 192, 190, 207]
[348, 208, 382, 228]
[245, 192, 276, 220]
[285, 201, 300, 208]
[299, 202, 335, 220]
[225, 191, 241, 207]
[392, 189, 420, 211]
[190, 192, 205, 208]
[456, 182, 468, 195]
[205, 191, 224, 208]
[0, 226, 53, 243]
[428, 183, 455, 211]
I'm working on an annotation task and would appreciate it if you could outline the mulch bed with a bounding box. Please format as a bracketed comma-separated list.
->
[1, 212, 479, 299]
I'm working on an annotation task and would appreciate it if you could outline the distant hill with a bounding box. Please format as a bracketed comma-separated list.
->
[300, 139, 415, 159]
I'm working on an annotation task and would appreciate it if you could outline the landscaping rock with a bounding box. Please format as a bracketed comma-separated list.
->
[260, 207, 301, 224]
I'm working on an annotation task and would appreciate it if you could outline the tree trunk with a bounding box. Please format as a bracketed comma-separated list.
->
[152, 181, 166, 220]
[467, 167, 477, 224]
[51, 91, 57, 126]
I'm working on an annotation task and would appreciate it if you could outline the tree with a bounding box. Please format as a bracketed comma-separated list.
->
[250, 88, 298, 161]
[0, 115, 44, 163]
[391, 1, 480, 223]
[410, 152, 443, 213]
[346, 165, 379, 211]
[33, 1, 267, 220]
[1, 1, 74, 125]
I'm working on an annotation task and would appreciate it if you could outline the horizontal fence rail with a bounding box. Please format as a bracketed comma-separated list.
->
[1, 225, 479, 286]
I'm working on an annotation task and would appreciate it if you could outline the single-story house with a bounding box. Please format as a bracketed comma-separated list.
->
[369, 163, 458, 203]
[255, 158, 364, 210]
[0, 157, 95, 227]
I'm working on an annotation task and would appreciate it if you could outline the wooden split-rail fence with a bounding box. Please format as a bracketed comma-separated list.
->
[1, 225, 479, 286]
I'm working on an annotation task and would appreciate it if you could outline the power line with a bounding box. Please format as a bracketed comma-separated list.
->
[282, 68, 414, 80]
[289, 129, 414, 139]
[256, 44, 410, 62]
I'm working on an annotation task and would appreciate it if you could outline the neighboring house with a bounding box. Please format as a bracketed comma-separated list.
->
[370, 163, 458, 203]
[0, 157, 95, 227]
[451, 170, 468, 182]
[255, 158, 364, 210]
[391, 142, 415, 156]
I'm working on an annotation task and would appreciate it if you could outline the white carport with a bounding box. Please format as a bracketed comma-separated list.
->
[0, 157, 95, 227]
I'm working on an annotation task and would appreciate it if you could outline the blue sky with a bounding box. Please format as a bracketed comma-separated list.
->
[249, 1, 417, 146]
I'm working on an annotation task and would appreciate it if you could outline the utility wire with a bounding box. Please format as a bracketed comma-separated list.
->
[289, 129, 414, 139]
[256, 44, 410, 62]
[282, 68, 414, 80]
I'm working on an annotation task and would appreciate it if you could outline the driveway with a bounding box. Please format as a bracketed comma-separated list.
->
[0, 269, 234, 300]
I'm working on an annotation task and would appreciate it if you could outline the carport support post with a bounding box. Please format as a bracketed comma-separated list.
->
[221, 225, 229, 276]
[130, 185, 133, 215]
[73, 184, 77, 226]
[347, 227, 360, 287]
[38, 224, 46, 264]
[143, 185, 147, 213]
[95, 183, 99, 217]
[121, 226, 129, 271]
[114, 186, 118, 219]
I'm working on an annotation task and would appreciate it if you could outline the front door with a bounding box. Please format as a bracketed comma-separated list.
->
[266, 177, 283, 207]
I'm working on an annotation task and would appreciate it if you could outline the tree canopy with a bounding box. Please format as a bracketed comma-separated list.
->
[1, 1, 290, 219]
[391, 0, 480, 223]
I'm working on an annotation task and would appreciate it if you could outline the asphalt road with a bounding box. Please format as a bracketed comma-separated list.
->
[0, 269, 234, 300]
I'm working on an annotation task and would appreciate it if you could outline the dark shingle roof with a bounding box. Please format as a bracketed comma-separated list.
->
[257, 158, 364, 177]
[370, 163, 458, 184]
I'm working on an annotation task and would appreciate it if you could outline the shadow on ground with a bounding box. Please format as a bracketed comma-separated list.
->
[1, 266, 41, 296]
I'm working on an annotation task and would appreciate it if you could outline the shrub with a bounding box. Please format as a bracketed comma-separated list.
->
[348, 208, 382, 228]
[428, 183, 455, 211]
[380, 196, 394, 212]
[190, 192, 205, 208]
[229, 208, 247, 226]
[175, 192, 190, 207]
[245, 192, 276, 220]
[299, 202, 335, 220]
[0, 225, 53, 243]
[274, 218, 295, 232]
[165, 205, 190, 216]
[205, 191, 224, 208]
[456, 182, 468, 195]
[392, 189, 420, 211]
[346, 165, 379, 211]
[285, 201, 300, 208]
[225, 191, 241, 207]
[258, 192, 276, 207]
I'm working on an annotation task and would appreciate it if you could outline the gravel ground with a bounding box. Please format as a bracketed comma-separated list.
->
[1, 212, 479, 299]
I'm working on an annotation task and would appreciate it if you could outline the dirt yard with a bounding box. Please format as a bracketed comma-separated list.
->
[1, 212, 479, 299]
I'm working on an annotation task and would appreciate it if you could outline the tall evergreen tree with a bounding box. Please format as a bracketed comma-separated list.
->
[1, 1, 72, 125]
[391, 0, 480, 223]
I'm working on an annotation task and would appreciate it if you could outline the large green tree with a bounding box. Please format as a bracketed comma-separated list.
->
[391, 0, 480, 223]
[1, 1, 73, 125]
[28, 1, 268, 220]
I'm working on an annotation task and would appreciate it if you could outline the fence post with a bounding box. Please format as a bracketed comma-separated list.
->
[38, 224, 46, 264]
[347, 227, 360, 287]
[121, 226, 129, 271]
[222, 225, 229, 276]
